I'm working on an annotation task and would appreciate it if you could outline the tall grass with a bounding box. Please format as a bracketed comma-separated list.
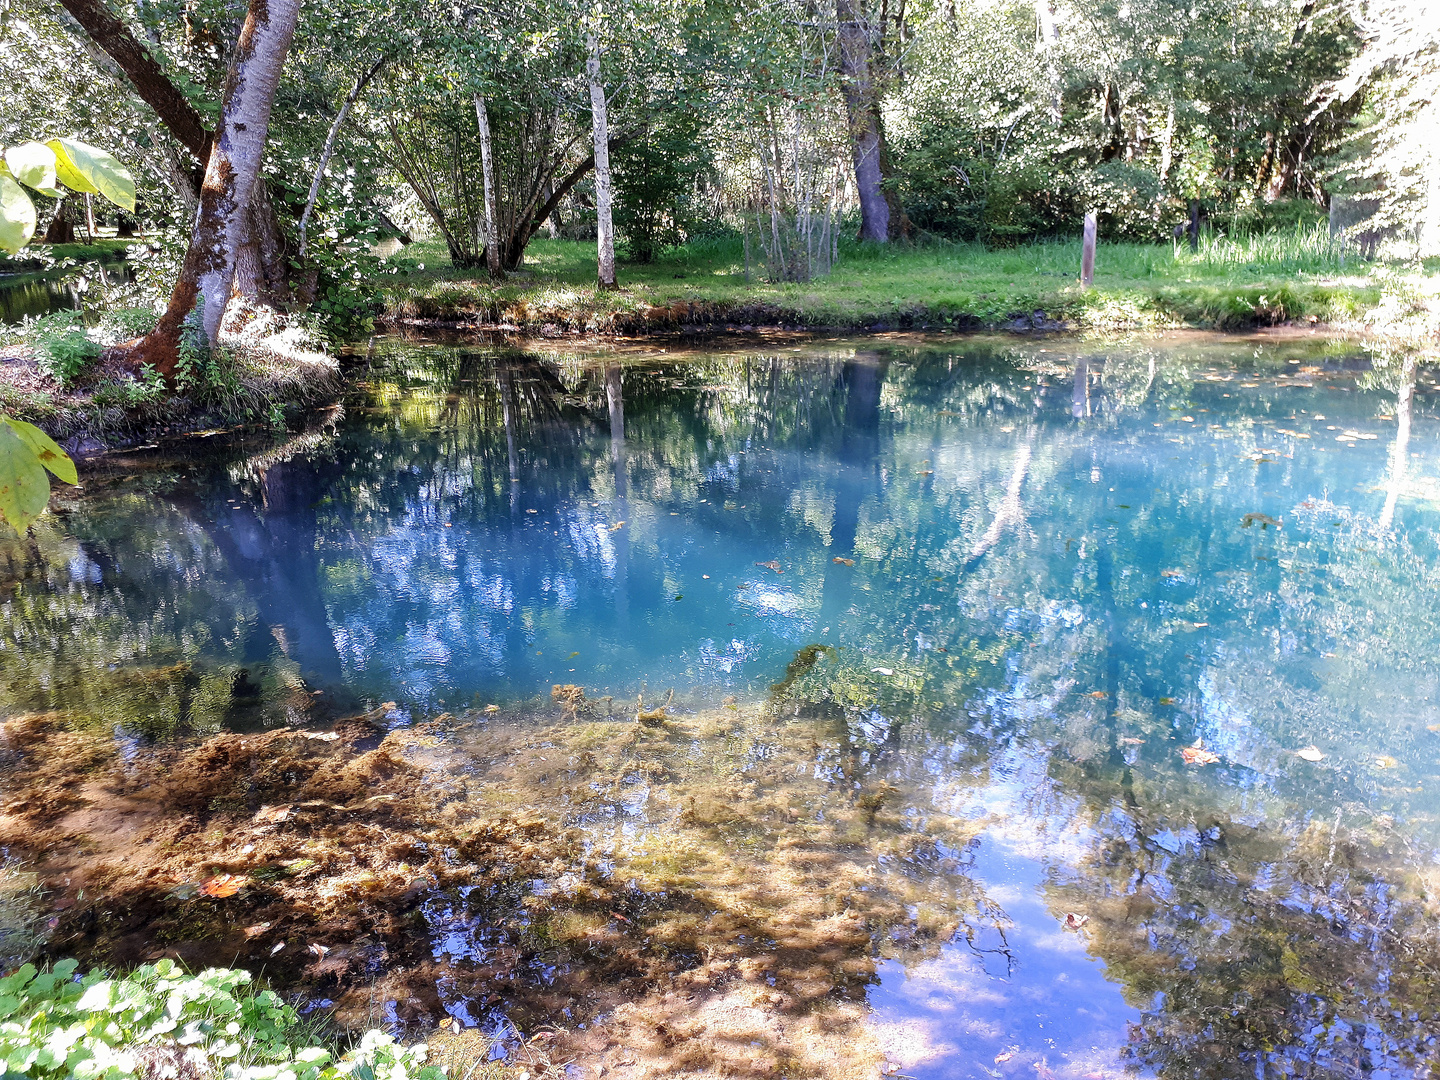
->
[1182, 221, 1346, 275]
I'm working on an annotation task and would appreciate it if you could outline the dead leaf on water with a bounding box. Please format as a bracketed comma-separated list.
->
[1180, 744, 1221, 766]
[484, 704, 500, 713]
[1242, 512, 1282, 529]
[756, 560, 783, 573]
[871, 667, 894, 676]
[1063, 912, 1089, 930]
[1086, 690, 1108, 698]
[1120, 737, 1145, 745]
[254, 804, 291, 824]
[198, 874, 247, 898]
[1159, 697, 1176, 705]
[1375, 755, 1399, 769]
[1161, 569, 1184, 578]
[995, 1052, 1015, 1064]
[309, 943, 330, 959]
[244, 922, 272, 939]
[833, 557, 855, 566]
[1296, 746, 1325, 762]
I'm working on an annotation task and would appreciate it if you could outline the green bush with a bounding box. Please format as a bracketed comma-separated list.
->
[29, 310, 100, 389]
[0, 959, 443, 1080]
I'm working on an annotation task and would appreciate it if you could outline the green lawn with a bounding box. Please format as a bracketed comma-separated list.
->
[379, 231, 1431, 334]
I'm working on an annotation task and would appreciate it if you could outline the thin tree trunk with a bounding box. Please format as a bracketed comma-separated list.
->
[587, 33, 617, 289]
[300, 56, 386, 258]
[474, 94, 504, 279]
[1035, 0, 1061, 120]
[109, 0, 300, 376]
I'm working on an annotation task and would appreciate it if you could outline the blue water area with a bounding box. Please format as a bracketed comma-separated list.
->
[6, 332, 1440, 1077]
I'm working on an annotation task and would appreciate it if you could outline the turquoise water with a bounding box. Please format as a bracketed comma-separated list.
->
[6, 332, 1440, 1078]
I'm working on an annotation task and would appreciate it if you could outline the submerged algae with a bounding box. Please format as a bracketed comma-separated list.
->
[0, 690, 989, 1079]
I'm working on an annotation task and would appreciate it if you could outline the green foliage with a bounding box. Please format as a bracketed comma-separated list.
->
[0, 416, 75, 534]
[28, 309, 100, 388]
[613, 116, 708, 262]
[0, 959, 442, 1080]
[89, 366, 167, 409]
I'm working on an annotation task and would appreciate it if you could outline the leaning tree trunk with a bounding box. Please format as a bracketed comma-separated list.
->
[836, 0, 892, 243]
[473, 94, 504, 280]
[109, 0, 300, 377]
[587, 33, 617, 290]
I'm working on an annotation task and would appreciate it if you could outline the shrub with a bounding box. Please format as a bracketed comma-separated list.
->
[0, 959, 443, 1080]
[29, 310, 100, 388]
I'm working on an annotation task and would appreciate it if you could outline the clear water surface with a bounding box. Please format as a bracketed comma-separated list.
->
[4, 332, 1440, 1080]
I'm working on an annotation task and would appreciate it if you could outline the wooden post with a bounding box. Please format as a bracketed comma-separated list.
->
[1080, 211, 1096, 287]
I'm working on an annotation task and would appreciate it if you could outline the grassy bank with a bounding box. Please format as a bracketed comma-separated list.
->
[382, 231, 1439, 336]
[0, 306, 340, 450]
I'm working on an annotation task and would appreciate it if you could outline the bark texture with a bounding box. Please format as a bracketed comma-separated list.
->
[473, 94, 504, 279]
[587, 34, 618, 289]
[835, 0, 907, 243]
[112, 0, 301, 376]
[58, 0, 212, 164]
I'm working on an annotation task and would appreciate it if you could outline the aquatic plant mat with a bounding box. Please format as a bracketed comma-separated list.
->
[1, 692, 986, 1078]
[7, 681, 1440, 1079]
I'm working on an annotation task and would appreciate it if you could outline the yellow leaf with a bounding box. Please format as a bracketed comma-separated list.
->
[46, 138, 135, 211]
[0, 174, 37, 254]
[4, 143, 58, 194]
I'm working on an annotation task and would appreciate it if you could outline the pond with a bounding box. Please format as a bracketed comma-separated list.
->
[3, 331, 1440, 1080]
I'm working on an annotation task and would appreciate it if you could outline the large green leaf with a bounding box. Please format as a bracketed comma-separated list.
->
[46, 138, 135, 211]
[0, 422, 53, 534]
[4, 142, 59, 195]
[3, 419, 77, 485]
[0, 174, 37, 254]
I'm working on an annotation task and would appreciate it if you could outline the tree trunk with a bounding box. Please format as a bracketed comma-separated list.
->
[58, 0, 212, 165]
[109, 0, 300, 376]
[587, 33, 617, 289]
[474, 94, 504, 280]
[836, 0, 906, 242]
[1035, 0, 1061, 120]
[299, 57, 386, 258]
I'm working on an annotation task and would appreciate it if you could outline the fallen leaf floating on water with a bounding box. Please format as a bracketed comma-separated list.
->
[1087, 690, 1108, 698]
[1180, 744, 1221, 766]
[308, 943, 329, 959]
[1375, 755, 1399, 769]
[995, 1052, 1016, 1064]
[756, 560, 783, 573]
[1063, 912, 1089, 931]
[610, 911, 630, 923]
[198, 874, 247, 898]
[833, 557, 855, 566]
[254, 804, 292, 824]
[1161, 569, 1185, 578]
[1120, 737, 1145, 746]
[872, 667, 894, 676]
[1242, 512, 1282, 529]
[484, 704, 500, 713]
[449, 1018, 462, 1035]
[1159, 697, 1176, 705]
[244, 922, 271, 939]
[270, 941, 285, 955]
[1296, 746, 1326, 762]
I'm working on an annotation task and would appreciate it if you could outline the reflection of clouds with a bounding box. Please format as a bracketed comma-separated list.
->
[698, 637, 759, 674]
[736, 581, 801, 617]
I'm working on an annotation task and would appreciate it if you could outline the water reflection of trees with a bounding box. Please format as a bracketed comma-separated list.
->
[5, 337, 1440, 1075]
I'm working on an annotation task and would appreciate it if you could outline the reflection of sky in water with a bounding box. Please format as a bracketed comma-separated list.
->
[871, 754, 1147, 1079]
[12, 336, 1440, 1074]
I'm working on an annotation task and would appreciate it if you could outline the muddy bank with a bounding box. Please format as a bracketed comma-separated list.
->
[0, 689, 984, 1079]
